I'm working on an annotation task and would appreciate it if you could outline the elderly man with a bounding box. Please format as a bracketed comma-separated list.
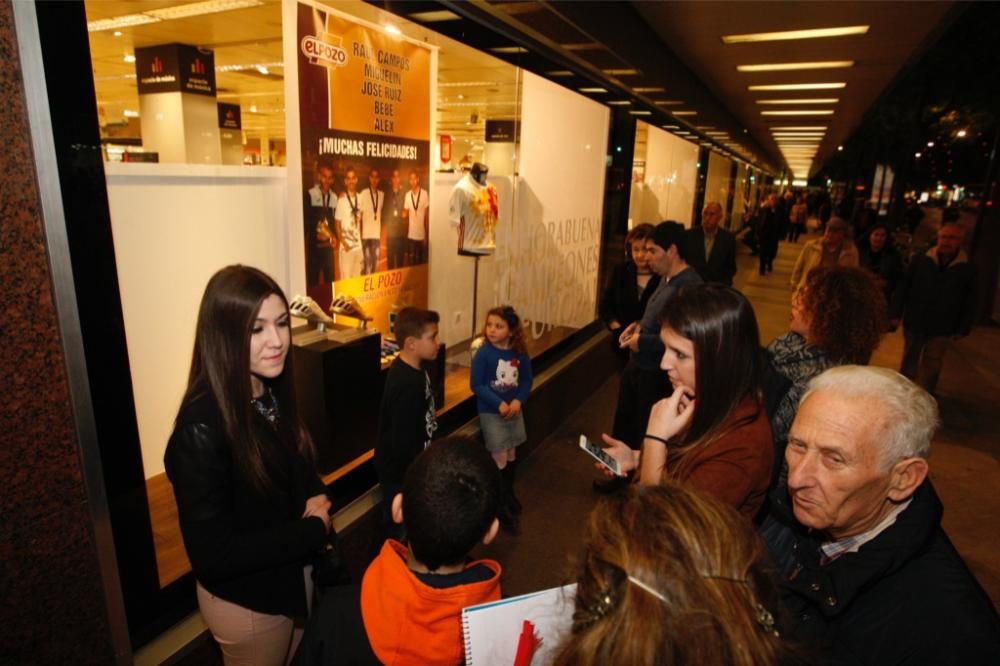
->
[891, 220, 977, 394]
[762, 366, 1000, 664]
[686, 201, 737, 286]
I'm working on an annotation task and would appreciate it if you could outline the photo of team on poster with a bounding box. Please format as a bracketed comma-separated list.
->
[302, 145, 430, 284]
[296, 2, 432, 328]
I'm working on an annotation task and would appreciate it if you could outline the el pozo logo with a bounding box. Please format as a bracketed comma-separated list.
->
[301, 34, 348, 68]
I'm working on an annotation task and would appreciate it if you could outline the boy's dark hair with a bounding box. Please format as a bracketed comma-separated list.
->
[395, 307, 439, 345]
[402, 437, 501, 571]
[652, 220, 689, 261]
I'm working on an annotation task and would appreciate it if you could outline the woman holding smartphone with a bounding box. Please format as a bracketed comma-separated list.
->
[603, 283, 774, 519]
[165, 265, 332, 664]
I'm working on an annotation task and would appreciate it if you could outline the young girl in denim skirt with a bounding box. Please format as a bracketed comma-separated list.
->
[471, 305, 533, 530]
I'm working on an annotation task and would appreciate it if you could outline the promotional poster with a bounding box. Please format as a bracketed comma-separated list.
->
[297, 2, 432, 336]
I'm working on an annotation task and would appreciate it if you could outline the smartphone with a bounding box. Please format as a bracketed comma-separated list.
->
[579, 434, 623, 477]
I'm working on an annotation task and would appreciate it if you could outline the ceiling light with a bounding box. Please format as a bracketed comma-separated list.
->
[546, 70, 574, 77]
[762, 110, 835, 116]
[915, 152, 922, 158]
[663, 125, 680, 129]
[88, 14, 161, 31]
[633, 87, 665, 93]
[927, 141, 935, 147]
[654, 100, 684, 106]
[737, 60, 854, 72]
[672, 110, 697, 116]
[439, 81, 500, 88]
[384, 24, 402, 36]
[629, 110, 652, 116]
[407, 9, 461, 22]
[145, 0, 263, 21]
[562, 43, 603, 51]
[722, 25, 869, 44]
[838, 145, 844, 151]
[490, 46, 528, 54]
[749, 83, 846, 91]
[603, 69, 639, 76]
[757, 98, 839, 105]
[123, 54, 136, 63]
[608, 100, 632, 106]
[957, 130, 967, 137]
[770, 126, 828, 131]
[579, 87, 607, 93]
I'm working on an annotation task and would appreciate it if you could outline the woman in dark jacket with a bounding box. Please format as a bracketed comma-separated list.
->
[857, 223, 903, 302]
[598, 223, 660, 364]
[165, 265, 332, 664]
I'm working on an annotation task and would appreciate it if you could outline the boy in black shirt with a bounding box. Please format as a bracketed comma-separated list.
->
[375, 307, 440, 539]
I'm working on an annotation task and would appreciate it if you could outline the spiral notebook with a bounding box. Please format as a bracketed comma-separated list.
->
[461, 583, 576, 665]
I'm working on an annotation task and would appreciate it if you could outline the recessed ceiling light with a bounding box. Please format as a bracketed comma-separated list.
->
[737, 61, 854, 72]
[439, 81, 500, 88]
[761, 110, 835, 116]
[579, 87, 608, 93]
[722, 25, 869, 44]
[603, 69, 639, 76]
[770, 126, 828, 131]
[490, 46, 528, 54]
[547, 70, 574, 77]
[88, 14, 161, 31]
[633, 87, 665, 93]
[772, 133, 826, 138]
[662, 125, 680, 129]
[608, 100, 632, 106]
[756, 98, 839, 105]
[407, 9, 461, 22]
[654, 100, 684, 106]
[749, 83, 846, 91]
[145, 0, 263, 20]
[672, 110, 697, 116]
[629, 110, 652, 116]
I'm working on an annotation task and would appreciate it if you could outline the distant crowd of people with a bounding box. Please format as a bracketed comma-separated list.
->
[162, 187, 993, 666]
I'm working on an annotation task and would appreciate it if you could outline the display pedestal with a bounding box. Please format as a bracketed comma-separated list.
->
[292, 325, 381, 474]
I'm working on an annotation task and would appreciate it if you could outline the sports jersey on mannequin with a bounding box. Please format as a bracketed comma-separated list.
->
[448, 162, 498, 256]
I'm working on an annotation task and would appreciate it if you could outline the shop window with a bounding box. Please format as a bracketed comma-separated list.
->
[85, 0, 607, 597]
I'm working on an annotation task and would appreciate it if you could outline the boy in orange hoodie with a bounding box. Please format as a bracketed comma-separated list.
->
[295, 436, 502, 665]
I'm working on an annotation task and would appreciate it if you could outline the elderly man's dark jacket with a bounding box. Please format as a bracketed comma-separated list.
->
[686, 226, 737, 286]
[761, 481, 1000, 665]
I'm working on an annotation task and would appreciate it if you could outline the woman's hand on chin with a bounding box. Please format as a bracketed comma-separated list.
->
[646, 385, 696, 442]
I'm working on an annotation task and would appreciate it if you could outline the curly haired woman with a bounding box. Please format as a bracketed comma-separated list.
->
[767, 265, 888, 451]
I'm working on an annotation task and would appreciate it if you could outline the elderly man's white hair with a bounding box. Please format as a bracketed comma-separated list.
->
[801, 365, 940, 467]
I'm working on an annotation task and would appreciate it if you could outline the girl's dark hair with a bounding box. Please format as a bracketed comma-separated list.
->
[179, 265, 315, 493]
[658, 284, 765, 478]
[484, 305, 527, 355]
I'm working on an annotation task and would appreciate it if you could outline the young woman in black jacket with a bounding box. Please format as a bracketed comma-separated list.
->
[165, 265, 332, 664]
[598, 223, 660, 364]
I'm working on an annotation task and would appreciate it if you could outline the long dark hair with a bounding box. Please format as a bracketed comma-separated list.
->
[658, 284, 765, 477]
[179, 265, 315, 493]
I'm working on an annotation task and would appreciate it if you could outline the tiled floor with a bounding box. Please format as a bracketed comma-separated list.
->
[476, 223, 1000, 610]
